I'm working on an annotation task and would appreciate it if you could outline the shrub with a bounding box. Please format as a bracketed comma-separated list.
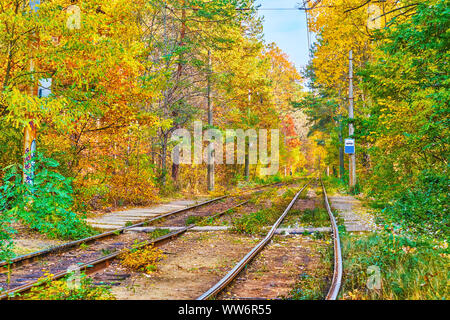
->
[376, 170, 449, 236]
[0, 215, 15, 262]
[148, 228, 171, 239]
[0, 153, 95, 240]
[120, 243, 165, 274]
[0, 163, 18, 262]
[231, 209, 270, 234]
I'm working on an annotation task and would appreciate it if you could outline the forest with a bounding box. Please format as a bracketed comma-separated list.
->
[0, 0, 448, 301]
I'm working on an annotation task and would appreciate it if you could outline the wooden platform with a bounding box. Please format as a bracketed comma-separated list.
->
[86, 200, 202, 230]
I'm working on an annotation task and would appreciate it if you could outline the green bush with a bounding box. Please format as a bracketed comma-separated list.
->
[378, 170, 449, 236]
[253, 173, 282, 185]
[286, 243, 333, 300]
[1, 167, 16, 262]
[148, 228, 171, 239]
[0, 212, 15, 262]
[0, 153, 95, 240]
[322, 175, 347, 195]
[185, 215, 203, 226]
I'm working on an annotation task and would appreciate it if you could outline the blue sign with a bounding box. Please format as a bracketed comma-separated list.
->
[38, 78, 52, 98]
[345, 139, 355, 154]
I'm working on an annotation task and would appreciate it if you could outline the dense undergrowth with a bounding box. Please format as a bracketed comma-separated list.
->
[323, 177, 449, 300]
[0, 153, 96, 261]
[297, 1, 449, 300]
[372, 170, 449, 237]
[340, 231, 448, 300]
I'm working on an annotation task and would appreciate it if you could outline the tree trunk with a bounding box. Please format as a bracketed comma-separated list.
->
[161, 132, 167, 185]
[172, 161, 179, 182]
[172, 126, 180, 183]
[244, 147, 249, 181]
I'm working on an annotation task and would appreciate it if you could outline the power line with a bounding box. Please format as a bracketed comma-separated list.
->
[238, 7, 307, 11]
[303, 0, 312, 61]
[253, 8, 304, 10]
[174, 6, 309, 11]
[168, 6, 321, 12]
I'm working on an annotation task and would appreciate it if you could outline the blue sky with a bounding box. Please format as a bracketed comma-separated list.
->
[254, 0, 311, 72]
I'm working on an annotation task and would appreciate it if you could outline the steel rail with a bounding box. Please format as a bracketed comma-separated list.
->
[0, 226, 193, 300]
[197, 181, 310, 300]
[321, 178, 343, 300]
[129, 200, 251, 233]
[0, 181, 291, 299]
[0, 181, 290, 270]
[0, 196, 227, 270]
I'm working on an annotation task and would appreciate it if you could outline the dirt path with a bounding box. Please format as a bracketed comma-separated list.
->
[108, 231, 261, 300]
[10, 223, 65, 256]
[218, 234, 329, 299]
[328, 195, 376, 232]
[216, 184, 332, 300]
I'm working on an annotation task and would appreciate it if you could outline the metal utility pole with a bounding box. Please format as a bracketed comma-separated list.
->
[348, 50, 356, 190]
[207, 50, 215, 191]
[338, 89, 345, 181]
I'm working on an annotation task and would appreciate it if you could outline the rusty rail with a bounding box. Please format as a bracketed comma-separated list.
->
[197, 181, 310, 300]
[0, 196, 227, 270]
[0, 227, 192, 300]
[0, 181, 295, 299]
[0, 181, 291, 270]
[321, 178, 343, 300]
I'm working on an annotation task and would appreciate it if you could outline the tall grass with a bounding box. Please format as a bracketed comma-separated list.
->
[340, 231, 448, 300]
[231, 188, 297, 234]
[286, 240, 333, 300]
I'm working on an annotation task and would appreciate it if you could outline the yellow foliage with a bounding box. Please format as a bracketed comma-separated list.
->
[120, 244, 165, 274]
[23, 270, 115, 300]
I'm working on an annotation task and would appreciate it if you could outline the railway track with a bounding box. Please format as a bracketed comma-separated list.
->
[197, 178, 343, 301]
[0, 181, 288, 271]
[0, 180, 294, 299]
[321, 178, 343, 300]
